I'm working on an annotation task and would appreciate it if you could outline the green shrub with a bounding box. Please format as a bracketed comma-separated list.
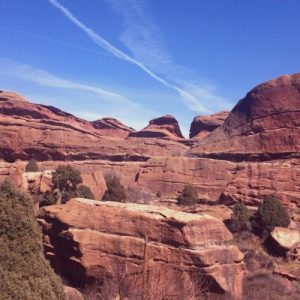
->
[40, 190, 58, 207]
[103, 174, 127, 202]
[228, 202, 250, 232]
[52, 165, 82, 204]
[252, 196, 290, 236]
[77, 184, 95, 200]
[177, 185, 198, 205]
[26, 159, 39, 172]
[0, 181, 65, 300]
[52, 165, 82, 193]
[61, 190, 79, 204]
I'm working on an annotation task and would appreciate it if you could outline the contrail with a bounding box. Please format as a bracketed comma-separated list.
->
[48, 0, 208, 113]
[0, 25, 111, 58]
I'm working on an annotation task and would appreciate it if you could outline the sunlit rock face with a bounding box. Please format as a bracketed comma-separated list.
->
[40, 199, 245, 299]
[189, 73, 300, 160]
[129, 115, 184, 139]
[189, 111, 229, 139]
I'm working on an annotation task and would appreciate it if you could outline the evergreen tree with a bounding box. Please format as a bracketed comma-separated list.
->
[0, 181, 65, 300]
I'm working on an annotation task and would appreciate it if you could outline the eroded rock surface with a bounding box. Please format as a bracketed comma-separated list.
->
[40, 199, 244, 299]
[129, 115, 184, 139]
[189, 111, 229, 139]
[189, 74, 300, 160]
[91, 117, 135, 138]
[270, 227, 300, 251]
[0, 95, 188, 162]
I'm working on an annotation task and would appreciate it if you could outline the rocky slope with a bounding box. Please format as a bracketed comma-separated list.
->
[40, 199, 244, 299]
[189, 111, 229, 139]
[129, 115, 184, 139]
[189, 74, 300, 160]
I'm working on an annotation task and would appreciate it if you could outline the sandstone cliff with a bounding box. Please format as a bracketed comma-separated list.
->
[0, 92, 188, 162]
[189, 74, 300, 160]
[40, 199, 244, 299]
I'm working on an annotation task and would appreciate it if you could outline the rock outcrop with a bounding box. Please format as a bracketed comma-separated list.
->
[40, 199, 244, 299]
[0, 94, 188, 162]
[0, 90, 27, 102]
[91, 117, 134, 138]
[189, 111, 229, 139]
[0, 73, 300, 209]
[189, 74, 300, 160]
[129, 115, 184, 139]
[269, 227, 300, 259]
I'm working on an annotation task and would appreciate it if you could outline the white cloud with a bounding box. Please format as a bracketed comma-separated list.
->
[106, 0, 232, 113]
[0, 59, 159, 130]
[0, 60, 137, 106]
[48, 0, 212, 113]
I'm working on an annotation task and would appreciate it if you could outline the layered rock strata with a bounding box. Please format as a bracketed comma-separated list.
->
[189, 74, 300, 160]
[40, 199, 244, 299]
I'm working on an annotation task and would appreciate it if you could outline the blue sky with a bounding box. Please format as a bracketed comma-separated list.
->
[0, 0, 300, 136]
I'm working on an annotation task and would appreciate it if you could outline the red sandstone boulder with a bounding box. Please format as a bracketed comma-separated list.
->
[270, 227, 300, 252]
[189, 74, 300, 159]
[189, 111, 229, 139]
[40, 199, 244, 299]
[129, 115, 184, 139]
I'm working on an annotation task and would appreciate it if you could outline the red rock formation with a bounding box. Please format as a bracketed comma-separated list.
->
[129, 115, 184, 139]
[92, 117, 135, 138]
[1, 73, 300, 209]
[189, 111, 229, 139]
[189, 74, 300, 160]
[0, 90, 27, 102]
[40, 199, 244, 299]
[0, 93, 188, 162]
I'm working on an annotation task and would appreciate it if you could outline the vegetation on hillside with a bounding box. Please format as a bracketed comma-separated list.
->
[76, 184, 95, 200]
[52, 165, 82, 194]
[177, 185, 198, 205]
[227, 202, 250, 233]
[252, 195, 290, 236]
[25, 159, 39, 172]
[0, 181, 65, 300]
[103, 174, 127, 202]
[41, 165, 95, 206]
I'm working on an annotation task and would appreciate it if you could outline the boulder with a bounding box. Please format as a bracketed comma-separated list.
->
[270, 227, 300, 251]
[189, 111, 229, 139]
[129, 115, 184, 139]
[40, 199, 244, 299]
[64, 286, 84, 300]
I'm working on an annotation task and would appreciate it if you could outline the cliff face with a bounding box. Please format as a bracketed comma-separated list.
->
[0, 73, 300, 209]
[189, 74, 300, 160]
[0, 92, 188, 162]
[1, 74, 300, 298]
[40, 199, 244, 299]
